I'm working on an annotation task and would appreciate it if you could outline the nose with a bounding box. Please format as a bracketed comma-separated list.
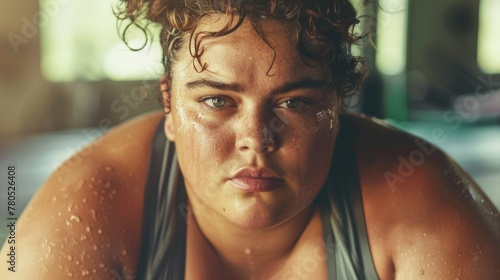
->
[235, 109, 278, 153]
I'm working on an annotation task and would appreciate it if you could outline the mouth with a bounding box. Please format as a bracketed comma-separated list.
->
[229, 167, 282, 192]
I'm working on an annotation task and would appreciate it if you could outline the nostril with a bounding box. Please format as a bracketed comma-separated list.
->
[237, 124, 277, 153]
[259, 126, 274, 145]
[257, 127, 276, 152]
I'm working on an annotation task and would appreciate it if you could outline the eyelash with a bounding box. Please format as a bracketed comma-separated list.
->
[197, 96, 311, 111]
[198, 96, 235, 111]
[277, 97, 311, 110]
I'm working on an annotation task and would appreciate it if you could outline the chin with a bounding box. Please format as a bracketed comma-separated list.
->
[228, 213, 288, 230]
[224, 199, 301, 230]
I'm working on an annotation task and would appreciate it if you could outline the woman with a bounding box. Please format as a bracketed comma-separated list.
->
[1, 0, 499, 279]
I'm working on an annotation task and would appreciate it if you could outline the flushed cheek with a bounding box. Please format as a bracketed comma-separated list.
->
[174, 111, 234, 185]
[175, 104, 231, 146]
[282, 122, 336, 192]
[193, 122, 233, 168]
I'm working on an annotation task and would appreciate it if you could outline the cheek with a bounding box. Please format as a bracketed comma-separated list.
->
[282, 116, 337, 191]
[173, 108, 234, 184]
[287, 110, 337, 154]
[193, 124, 232, 168]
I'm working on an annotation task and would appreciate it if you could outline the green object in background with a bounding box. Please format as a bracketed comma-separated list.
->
[383, 74, 408, 122]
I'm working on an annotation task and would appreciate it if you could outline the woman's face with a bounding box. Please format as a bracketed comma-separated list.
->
[165, 17, 339, 229]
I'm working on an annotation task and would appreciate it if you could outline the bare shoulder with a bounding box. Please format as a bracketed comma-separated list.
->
[0, 111, 164, 279]
[346, 114, 500, 279]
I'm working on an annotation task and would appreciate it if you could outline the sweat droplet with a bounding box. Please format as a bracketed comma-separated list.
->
[244, 248, 251, 255]
[97, 229, 103, 234]
[105, 166, 112, 172]
[90, 209, 97, 220]
[419, 269, 425, 275]
[108, 190, 117, 199]
[52, 196, 57, 202]
[70, 215, 81, 223]
[316, 110, 328, 121]
[81, 269, 89, 276]
[66, 255, 73, 261]
[121, 249, 127, 256]
[76, 180, 83, 190]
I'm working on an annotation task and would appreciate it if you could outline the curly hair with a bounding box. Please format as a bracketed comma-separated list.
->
[116, 0, 368, 109]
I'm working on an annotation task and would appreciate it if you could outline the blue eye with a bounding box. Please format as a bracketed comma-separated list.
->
[278, 98, 310, 109]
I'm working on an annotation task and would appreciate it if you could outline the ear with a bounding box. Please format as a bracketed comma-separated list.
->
[164, 114, 176, 141]
[160, 74, 175, 141]
[159, 74, 171, 115]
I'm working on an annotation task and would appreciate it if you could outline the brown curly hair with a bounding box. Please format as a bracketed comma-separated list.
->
[116, 0, 368, 109]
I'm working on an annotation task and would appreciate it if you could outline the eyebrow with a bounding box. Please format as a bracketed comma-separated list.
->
[270, 79, 328, 95]
[184, 78, 327, 95]
[185, 79, 244, 92]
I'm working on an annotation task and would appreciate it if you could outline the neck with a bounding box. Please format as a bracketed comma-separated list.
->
[187, 203, 318, 279]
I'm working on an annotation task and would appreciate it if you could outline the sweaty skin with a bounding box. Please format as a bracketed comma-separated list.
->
[166, 18, 338, 279]
[1, 17, 499, 280]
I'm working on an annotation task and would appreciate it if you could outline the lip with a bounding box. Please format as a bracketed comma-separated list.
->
[229, 167, 282, 192]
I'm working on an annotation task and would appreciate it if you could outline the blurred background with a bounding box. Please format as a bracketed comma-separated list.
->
[0, 0, 499, 244]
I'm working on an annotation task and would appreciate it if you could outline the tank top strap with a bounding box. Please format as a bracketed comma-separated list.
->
[320, 114, 380, 280]
[135, 117, 187, 280]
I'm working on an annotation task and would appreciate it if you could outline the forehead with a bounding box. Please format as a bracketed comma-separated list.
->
[171, 15, 324, 85]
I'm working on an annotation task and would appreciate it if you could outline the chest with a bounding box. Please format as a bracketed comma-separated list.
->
[185, 240, 329, 280]
[184, 210, 329, 280]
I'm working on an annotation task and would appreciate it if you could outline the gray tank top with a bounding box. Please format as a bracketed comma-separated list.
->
[135, 114, 380, 279]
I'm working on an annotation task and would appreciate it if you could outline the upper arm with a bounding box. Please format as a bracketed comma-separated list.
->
[0, 111, 164, 279]
[0, 153, 145, 279]
[0, 111, 161, 279]
[390, 149, 500, 279]
[351, 115, 500, 279]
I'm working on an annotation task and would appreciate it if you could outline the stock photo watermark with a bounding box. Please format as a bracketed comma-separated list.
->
[54, 70, 162, 179]
[4, 165, 18, 273]
[7, 0, 72, 54]
[385, 74, 500, 191]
